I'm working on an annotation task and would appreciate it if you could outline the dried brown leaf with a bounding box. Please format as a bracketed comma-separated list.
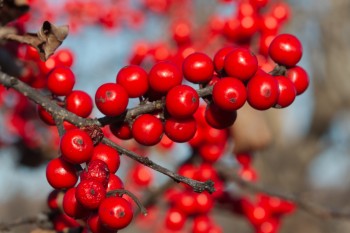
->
[4, 21, 69, 61]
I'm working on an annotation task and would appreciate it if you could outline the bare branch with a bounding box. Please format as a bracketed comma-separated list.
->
[0, 70, 215, 194]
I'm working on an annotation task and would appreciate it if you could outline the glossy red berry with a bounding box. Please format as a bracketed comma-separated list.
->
[60, 129, 94, 164]
[90, 144, 120, 174]
[131, 164, 153, 187]
[171, 20, 192, 45]
[46, 157, 78, 189]
[194, 192, 214, 214]
[63, 187, 88, 219]
[274, 76, 296, 108]
[199, 143, 225, 163]
[76, 179, 106, 210]
[183, 52, 214, 83]
[66, 90, 93, 118]
[213, 46, 235, 74]
[224, 48, 258, 81]
[164, 208, 186, 231]
[109, 122, 133, 140]
[205, 103, 237, 129]
[47, 66, 75, 96]
[175, 191, 196, 215]
[166, 85, 199, 119]
[106, 173, 124, 192]
[192, 215, 213, 233]
[268, 34, 303, 67]
[285, 66, 309, 95]
[247, 73, 279, 110]
[55, 49, 74, 67]
[212, 77, 247, 111]
[95, 83, 129, 116]
[116, 65, 149, 98]
[132, 114, 164, 146]
[98, 196, 133, 230]
[148, 61, 182, 93]
[81, 160, 110, 188]
[165, 117, 197, 143]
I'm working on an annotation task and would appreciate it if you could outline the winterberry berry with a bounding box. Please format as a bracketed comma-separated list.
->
[132, 114, 164, 146]
[95, 83, 129, 116]
[183, 52, 214, 83]
[60, 129, 94, 164]
[268, 34, 302, 67]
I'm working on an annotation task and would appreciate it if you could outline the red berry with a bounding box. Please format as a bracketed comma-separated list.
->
[132, 114, 164, 146]
[165, 117, 197, 143]
[166, 85, 199, 119]
[131, 164, 153, 187]
[47, 190, 60, 210]
[212, 77, 247, 111]
[63, 187, 89, 219]
[55, 49, 74, 67]
[274, 76, 296, 108]
[47, 66, 75, 96]
[60, 129, 94, 164]
[205, 103, 237, 129]
[192, 215, 213, 233]
[46, 157, 78, 189]
[213, 46, 235, 74]
[171, 20, 192, 45]
[224, 48, 258, 81]
[268, 34, 303, 67]
[148, 61, 182, 93]
[183, 52, 214, 83]
[285, 66, 309, 95]
[109, 122, 133, 140]
[194, 192, 214, 214]
[175, 191, 196, 215]
[270, 2, 290, 23]
[164, 208, 186, 231]
[98, 196, 133, 230]
[247, 73, 279, 110]
[87, 213, 115, 233]
[76, 179, 106, 209]
[81, 160, 110, 188]
[90, 144, 120, 174]
[95, 83, 129, 116]
[37, 105, 55, 125]
[196, 163, 219, 181]
[236, 153, 253, 167]
[199, 143, 225, 163]
[66, 90, 93, 118]
[116, 65, 149, 98]
[106, 173, 124, 192]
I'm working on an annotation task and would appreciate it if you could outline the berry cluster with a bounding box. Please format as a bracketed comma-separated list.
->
[46, 128, 134, 232]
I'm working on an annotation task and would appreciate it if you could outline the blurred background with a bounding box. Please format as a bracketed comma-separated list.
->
[1, 0, 350, 232]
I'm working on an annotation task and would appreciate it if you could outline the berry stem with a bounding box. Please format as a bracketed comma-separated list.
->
[107, 189, 148, 216]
